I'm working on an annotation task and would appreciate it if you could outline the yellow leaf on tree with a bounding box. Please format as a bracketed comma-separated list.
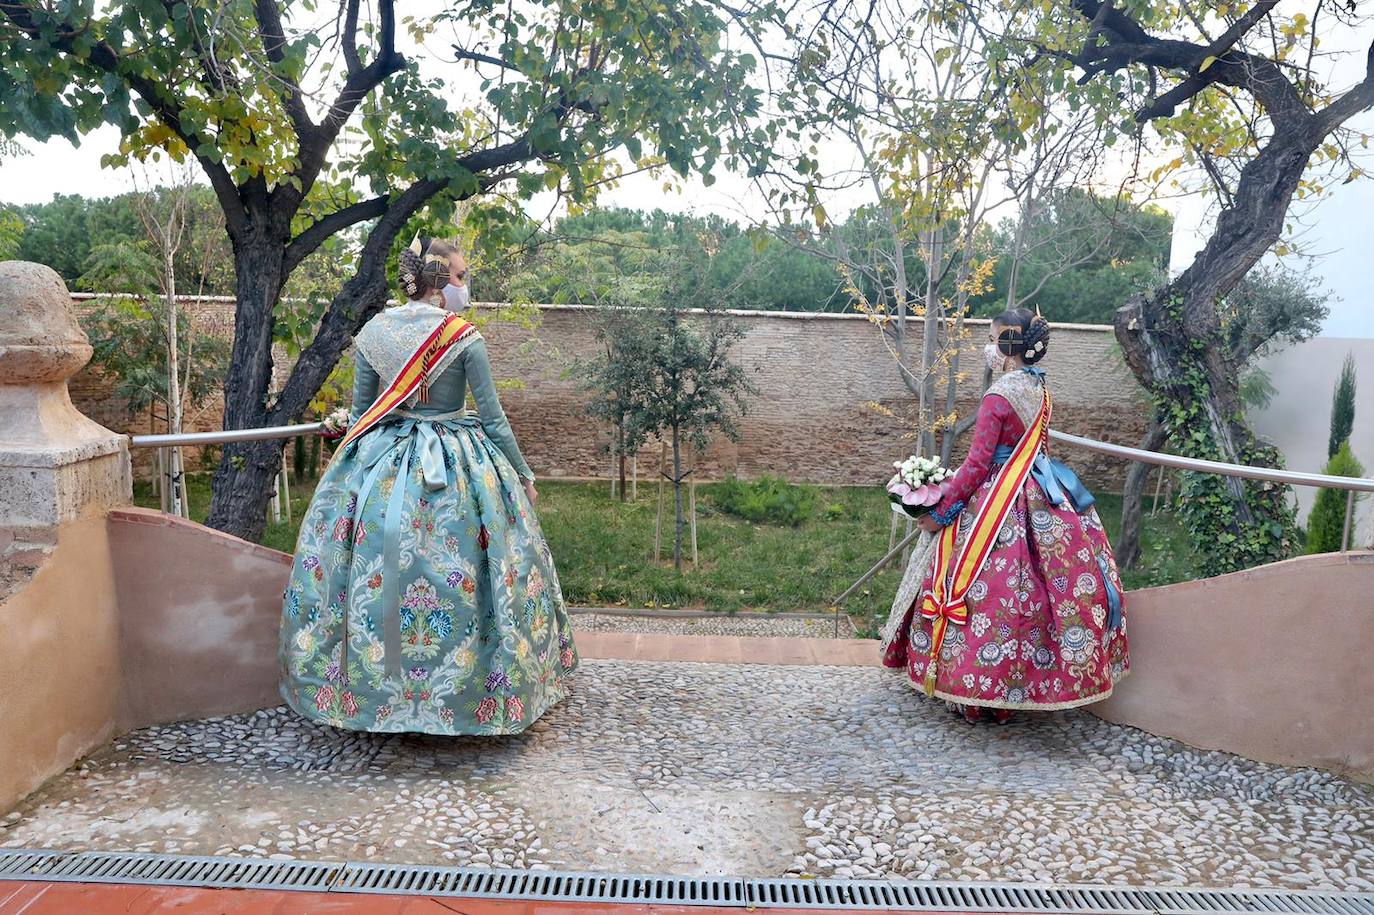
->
[1199, 55, 1218, 73]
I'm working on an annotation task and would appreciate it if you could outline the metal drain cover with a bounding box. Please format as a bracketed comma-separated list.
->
[2, 848, 1372, 913]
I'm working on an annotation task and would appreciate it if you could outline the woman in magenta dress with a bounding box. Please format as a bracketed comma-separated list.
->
[882, 308, 1129, 723]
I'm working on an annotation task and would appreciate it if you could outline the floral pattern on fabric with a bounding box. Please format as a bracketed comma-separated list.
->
[280, 416, 578, 735]
[884, 375, 1129, 710]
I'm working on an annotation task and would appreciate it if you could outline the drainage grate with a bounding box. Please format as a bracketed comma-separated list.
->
[0, 849, 340, 892]
[2, 849, 1372, 913]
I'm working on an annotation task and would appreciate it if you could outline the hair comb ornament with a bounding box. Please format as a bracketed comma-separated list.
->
[408, 235, 423, 255]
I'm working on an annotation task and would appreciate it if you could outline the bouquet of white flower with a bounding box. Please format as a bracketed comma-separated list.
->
[886, 454, 953, 519]
[320, 408, 351, 440]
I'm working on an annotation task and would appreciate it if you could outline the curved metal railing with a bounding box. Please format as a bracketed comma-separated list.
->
[127, 420, 1372, 601]
[1048, 429, 1374, 494]
[130, 422, 324, 448]
[127, 420, 1374, 493]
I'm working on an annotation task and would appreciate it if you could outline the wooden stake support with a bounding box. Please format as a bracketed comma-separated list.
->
[653, 440, 667, 563]
[689, 445, 699, 569]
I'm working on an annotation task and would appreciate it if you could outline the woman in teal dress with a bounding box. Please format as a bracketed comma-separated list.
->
[280, 238, 578, 735]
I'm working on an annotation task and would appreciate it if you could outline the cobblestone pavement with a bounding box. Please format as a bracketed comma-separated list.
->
[3, 659, 1372, 891]
[571, 612, 856, 638]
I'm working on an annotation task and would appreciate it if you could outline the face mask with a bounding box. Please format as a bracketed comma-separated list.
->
[442, 281, 470, 312]
[984, 343, 1004, 372]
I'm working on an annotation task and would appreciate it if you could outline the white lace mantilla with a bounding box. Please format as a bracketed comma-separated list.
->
[354, 303, 479, 391]
[878, 530, 940, 654]
[986, 369, 1046, 428]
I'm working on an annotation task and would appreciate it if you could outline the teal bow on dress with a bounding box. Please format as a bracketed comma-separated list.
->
[345, 417, 474, 680]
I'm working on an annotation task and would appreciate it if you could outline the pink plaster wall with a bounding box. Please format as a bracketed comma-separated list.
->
[107, 509, 292, 729]
[5, 509, 1372, 817]
[0, 517, 121, 814]
[1092, 550, 1374, 782]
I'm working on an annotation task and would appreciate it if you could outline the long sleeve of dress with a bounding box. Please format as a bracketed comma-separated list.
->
[464, 339, 535, 481]
[933, 394, 1018, 522]
[350, 352, 381, 426]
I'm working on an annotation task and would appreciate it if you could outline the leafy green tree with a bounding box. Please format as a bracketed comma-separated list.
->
[15, 193, 144, 283]
[1117, 263, 1329, 569]
[80, 292, 231, 420]
[982, 0, 1374, 575]
[1329, 353, 1357, 459]
[0, 206, 20, 260]
[580, 257, 757, 570]
[0, 142, 27, 259]
[1305, 443, 1365, 554]
[78, 241, 230, 420]
[983, 188, 1173, 324]
[1, 0, 775, 541]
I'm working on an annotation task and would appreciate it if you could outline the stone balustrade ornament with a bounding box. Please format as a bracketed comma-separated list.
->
[0, 261, 131, 598]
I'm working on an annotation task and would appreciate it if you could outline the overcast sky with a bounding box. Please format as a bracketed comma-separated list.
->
[3, 10, 1370, 338]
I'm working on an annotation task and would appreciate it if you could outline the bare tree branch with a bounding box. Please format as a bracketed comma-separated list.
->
[253, 0, 314, 135]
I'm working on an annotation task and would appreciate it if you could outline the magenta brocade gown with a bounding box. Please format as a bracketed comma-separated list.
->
[883, 368, 1130, 710]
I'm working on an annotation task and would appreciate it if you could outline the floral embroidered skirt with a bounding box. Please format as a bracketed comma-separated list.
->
[280, 416, 578, 735]
[883, 475, 1129, 710]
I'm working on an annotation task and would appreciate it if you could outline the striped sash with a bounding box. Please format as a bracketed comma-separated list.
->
[919, 388, 1051, 696]
[338, 313, 476, 452]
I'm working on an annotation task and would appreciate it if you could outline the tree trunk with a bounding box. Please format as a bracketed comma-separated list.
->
[1116, 416, 1168, 570]
[671, 424, 684, 572]
[1111, 119, 1318, 573]
[919, 226, 943, 458]
[939, 246, 974, 465]
[618, 423, 627, 503]
[163, 225, 185, 518]
[205, 233, 288, 542]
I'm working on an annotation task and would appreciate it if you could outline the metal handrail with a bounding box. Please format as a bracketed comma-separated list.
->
[129, 422, 324, 448]
[127, 420, 1374, 494]
[1049, 429, 1374, 494]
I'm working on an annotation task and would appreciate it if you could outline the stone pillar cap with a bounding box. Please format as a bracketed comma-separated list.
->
[0, 261, 94, 385]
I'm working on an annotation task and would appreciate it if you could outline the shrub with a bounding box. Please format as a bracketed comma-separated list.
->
[711, 475, 817, 527]
[1306, 442, 1366, 554]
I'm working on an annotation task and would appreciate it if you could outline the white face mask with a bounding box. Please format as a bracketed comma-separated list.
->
[442, 281, 470, 312]
[984, 343, 1005, 372]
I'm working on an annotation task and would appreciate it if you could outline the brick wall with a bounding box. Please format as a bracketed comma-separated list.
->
[68, 296, 1152, 492]
[67, 294, 288, 478]
[480, 305, 1150, 491]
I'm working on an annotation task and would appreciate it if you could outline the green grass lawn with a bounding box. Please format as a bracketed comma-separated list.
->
[135, 476, 1197, 636]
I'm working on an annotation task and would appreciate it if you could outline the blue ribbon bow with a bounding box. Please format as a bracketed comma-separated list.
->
[989, 442, 1121, 631]
[345, 417, 472, 680]
[991, 445, 1096, 514]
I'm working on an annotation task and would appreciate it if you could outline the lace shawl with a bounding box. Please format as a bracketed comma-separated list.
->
[986, 368, 1046, 429]
[354, 303, 479, 394]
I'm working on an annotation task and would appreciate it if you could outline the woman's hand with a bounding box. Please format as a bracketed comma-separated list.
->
[320, 408, 350, 440]
[916, 513, 940, 534]
[522, 478, 538, 505]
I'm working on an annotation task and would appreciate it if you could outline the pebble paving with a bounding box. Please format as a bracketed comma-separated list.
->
[2, 659, 1372, 890]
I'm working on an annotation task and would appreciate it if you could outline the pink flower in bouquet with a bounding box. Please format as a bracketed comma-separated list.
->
[902, 482, 945, 507]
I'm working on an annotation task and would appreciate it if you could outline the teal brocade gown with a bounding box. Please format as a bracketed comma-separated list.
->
[280, 303, 579, 735]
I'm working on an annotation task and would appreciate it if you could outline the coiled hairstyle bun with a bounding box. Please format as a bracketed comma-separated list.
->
[994, 307, 1051, 366]
[398, 236, 457, 301]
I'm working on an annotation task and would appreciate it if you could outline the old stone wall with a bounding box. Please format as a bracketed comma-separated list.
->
[481, 305, 1150, 491]
[67, 296, 1152, 492]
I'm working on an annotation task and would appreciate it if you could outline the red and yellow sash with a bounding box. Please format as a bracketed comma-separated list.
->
[338, 314, 476, 452]
[919, 389, 1051, 696]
